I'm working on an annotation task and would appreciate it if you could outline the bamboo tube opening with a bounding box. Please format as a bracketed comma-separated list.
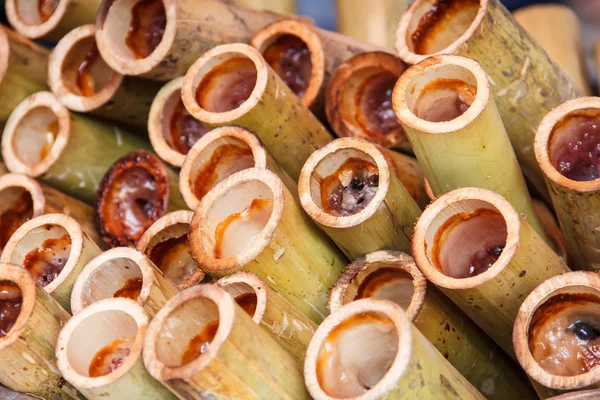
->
[250, 20, 324, 107]
[396, 0, 486, 63]
[143, 284, 232, 375]
[1, 92, 70, 177]
[536, 98, 600, 190]
[190, 168, 283, 273]
[95, 0, 177, 75]
[148, 77, 210, 167]
[182, 44, 268, 124]
[326, 52, 407, 148]
[1, 214, 84, 296]
[96, 150, 170, 248]
[5, 0, 69, 39]
[216, 272, 266, 324]
[0, 265, 30, 343]
[305, 299, 410, 400]
[298, 137, 391, 228]
[48, 24, 123, 112]
[328, 251, 426, 319]
[412, 187, 520, 289]
[137, 210, 205, 289]
[56, 298, 147, 387]
[0, 173, 45, 254]
[514, 271, 600, 390]
[70, 247, 155, 313]
[393, 56, 486, 130]
[179, 126, 265, 210]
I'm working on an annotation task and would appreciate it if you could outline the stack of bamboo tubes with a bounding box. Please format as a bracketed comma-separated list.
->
[3, 0, 600, 398]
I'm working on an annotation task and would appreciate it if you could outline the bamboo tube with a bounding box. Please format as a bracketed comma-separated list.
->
[148, 77, 211, 167]
[0, 26, 48, 123]
[514, 271, 600, 391]
[532, 199, 568, 262]
[513, 4, 590, 95]
[0, 263, 84, 399]
[304, 298, 485, 399]
[96, 150, 187, 248]
[216, 271, 317, 364]
[48, 24, 160, 129]
[328, 250, 536, 400]
[95, 0, 282, 80]
[137, 210, 206, 290]
[336, 0, 409, 48]
[71, 246, 179, 317]
[412, 187, 570, 357]
[0, 386, 39, 400]
[179, 125, 297, 210]
[325, 51, 409, 151]
[143, 284, 310, 399]
[395, 0, 581, 200]
[0, 172, 105, 249]
[182, 43, 334, 181]
[380, 145, 429, 209]
[298, 137, 422, 260]
[189, 167, 347, 323]
[393, 54, 549, 244]
[534, 97, 600, 271]
[6, 0, 100, 40]
[1, 213, 102, 312]
[56, 297, 176, 399]
[1, 91, 151, 204]
[234, 0, 296, 15]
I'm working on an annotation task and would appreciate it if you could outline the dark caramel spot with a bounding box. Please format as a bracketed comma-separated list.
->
[0, 192, 33, 254]
[181, 321, 219, 364]
[356, 72, 401, 137]
[321, 158, 379, 217]
[234, 292, 258, 316]
[76, 44, 100, 97]
[213, 199, 272, 259]
[192, 144, 254, 201]
[22, 234, 71, 288]
[125, 0, 166, 60]
[0, 281, 22, 339]
[40, 121, 59, 161]
[196, 57, 257, 113]
[149, 234, 197, 285]
[169, 99, 209, 155]
[262, 34, 312, 98]
[38, 0, 59, 23]
[113, 277, 143, 300]
[88, 338, 134, 377]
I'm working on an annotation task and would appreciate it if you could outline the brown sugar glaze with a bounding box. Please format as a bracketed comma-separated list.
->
[181, 320, 219, 364]
[355, 268, 414, 310]
[0, 191, 33, 254]
[316, 312, 397, 398]
[411, 0, 480, 55]
[262, 34, 312, 98]
[549, 112, 600, 182]
[97, 151, 169, 247]
[169, 99, 209, 155]
[40, 120, 59, 161]
[432, 209, 505, 279]
[192, 144, 254, 200]
[126, 0, 166, 60]
[38, 0, 59, 23]
[356, 72, 402, 138]
[414, 78, 476, 122]
[234, 292, 258, 316]
[213, 198, 272, 259]
[149, 234, 197, 285]
[88, 337, 135, 377]
[529, 293, 600, 376]
[113, 277, 143, 300]
[76, 44, 100, 97]
[0, 281, 22, 339]
[321, 158, 379, 217]
[196, 57, 257, 113]
[22, 233, 71, 288]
